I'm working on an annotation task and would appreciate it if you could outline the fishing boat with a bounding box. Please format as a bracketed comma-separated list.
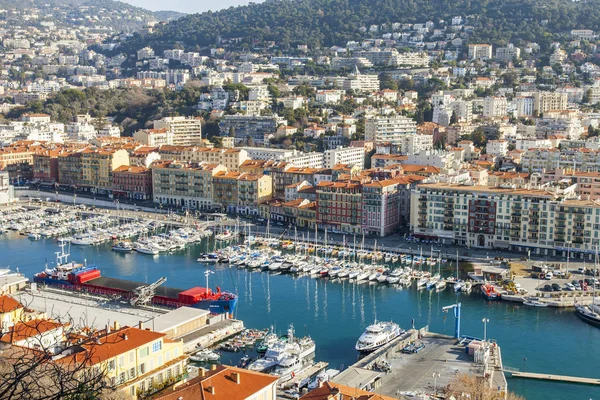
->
[481, 284, 500, 300]
[355, 321, 404, 352]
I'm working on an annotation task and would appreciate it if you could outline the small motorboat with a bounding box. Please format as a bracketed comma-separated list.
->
[523, 297, 548, 307]
[112, 242, 134, 252]
[190, 349, 220, 362]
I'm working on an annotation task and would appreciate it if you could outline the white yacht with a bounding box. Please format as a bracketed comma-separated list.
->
[272, 355, 303, 381]
[190, 349, 220, 362]
[355, 321, 404, 352]
[247, 341, 289, 372]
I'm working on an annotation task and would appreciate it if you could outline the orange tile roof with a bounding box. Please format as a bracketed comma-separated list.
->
[0, 295, 23, 313]
[300, 381, 399, 400]
[113, 165, 149, 173]
[151, 365, 278, 400]
[61, 326, 165, 366]
[317, 181, 362, 189]
[214, 171, 242, 179]
[1, 320, 64, 343]
[283, 198, 307, 207]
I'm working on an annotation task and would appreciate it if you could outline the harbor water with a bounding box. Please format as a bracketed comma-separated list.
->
[2, 233, 599, 400]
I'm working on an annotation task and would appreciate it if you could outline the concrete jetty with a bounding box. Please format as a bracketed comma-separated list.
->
[508, 370, 600, 385]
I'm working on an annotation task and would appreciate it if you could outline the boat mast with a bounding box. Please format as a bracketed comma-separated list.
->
[204, 269, 214, 293]
[456, 249, 459, 280]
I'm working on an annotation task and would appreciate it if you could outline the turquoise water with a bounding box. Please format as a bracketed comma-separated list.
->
[3, 233, 599, 400]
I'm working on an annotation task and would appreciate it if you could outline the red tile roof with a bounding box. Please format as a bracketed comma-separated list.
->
[0, 295, 23, 313]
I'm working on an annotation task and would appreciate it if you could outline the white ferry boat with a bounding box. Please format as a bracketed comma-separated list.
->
[355, 321, 404, 352]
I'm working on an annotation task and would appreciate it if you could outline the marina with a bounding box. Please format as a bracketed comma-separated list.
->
[1, 206, 600, 399]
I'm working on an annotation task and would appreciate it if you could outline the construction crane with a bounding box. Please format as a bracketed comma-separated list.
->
[130, 277, 167, 307]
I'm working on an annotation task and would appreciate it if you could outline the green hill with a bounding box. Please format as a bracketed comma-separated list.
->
[122, 0, 600, 52]
[0, 0, 184, 32]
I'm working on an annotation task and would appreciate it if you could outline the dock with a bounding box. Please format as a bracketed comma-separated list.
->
[282, 361, 329, 389]
[507, 370, 600, 385]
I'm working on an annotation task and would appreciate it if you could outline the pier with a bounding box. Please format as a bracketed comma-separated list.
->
[332, 327, 508, 398]
[506, 369, 600, 385]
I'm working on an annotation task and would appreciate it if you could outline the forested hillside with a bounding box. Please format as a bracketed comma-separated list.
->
[121, 0, 600, 51]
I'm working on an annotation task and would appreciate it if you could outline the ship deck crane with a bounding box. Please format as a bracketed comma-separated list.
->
[130, 277, 167, 306]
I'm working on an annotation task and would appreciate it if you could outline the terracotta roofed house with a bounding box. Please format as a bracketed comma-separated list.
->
[150, 365, 278, 400]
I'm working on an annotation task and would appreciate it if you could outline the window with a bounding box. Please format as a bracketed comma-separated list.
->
[118, 355, 124, 367]
[152, 341, 162, 353]
[130, 367, 136, 378]
[140, 347, 149, 358]
[139, 363, 146, 375]
[108, 359, 116, 371]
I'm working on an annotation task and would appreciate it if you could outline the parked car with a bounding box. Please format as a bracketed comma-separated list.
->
[572, 280, 582, 290]
[552, 283, 561, 291]
[543, 284, 553, 292]
[564, 283, 575, 291]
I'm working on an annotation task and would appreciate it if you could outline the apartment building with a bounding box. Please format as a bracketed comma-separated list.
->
[218, 115, 285, 145]
[534, 91, 568, 115]
[80, 148, 130, 192]
[483, 96, 508, 118]
[536, 117, 583, 140]
[152, 161, 226, 210]
[485, 140, 509, 157]
[184, 147, 249, 171]
[487, 171, 531, 188]
[236, 173, 273, 215]
[0, 146, 34, 173]
[495, 44, 521, 61]
[153, 117, 203, 146]
[58, 325, 187, 399]
[315, 90, 344, 104]
[341, 69, 380, 92]
[57, 151, 83, 186]
[410, 183, 600, 257]
[365, 115, 418, 144]
[316, 181, 363, 234]
[324, 147, 364, 169]
[241, 147, 296, 161]
[287, 152, 325, 169]
[33, 149, 61, 182]
[467, 44, 493, 60]
[133, 129, 173, 147]
[112, 166, 153, 200]
[542, 169, 600, 200]
[361, 179, 403, 237]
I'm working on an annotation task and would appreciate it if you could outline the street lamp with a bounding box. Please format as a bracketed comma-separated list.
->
[522, 357, 527, 372]
[482, 318, 490, 341]
[432, 371, 441, 394]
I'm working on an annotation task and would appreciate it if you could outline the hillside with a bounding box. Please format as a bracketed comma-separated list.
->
[122, 0, 600, 51]
[0, 0, 184, 32]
